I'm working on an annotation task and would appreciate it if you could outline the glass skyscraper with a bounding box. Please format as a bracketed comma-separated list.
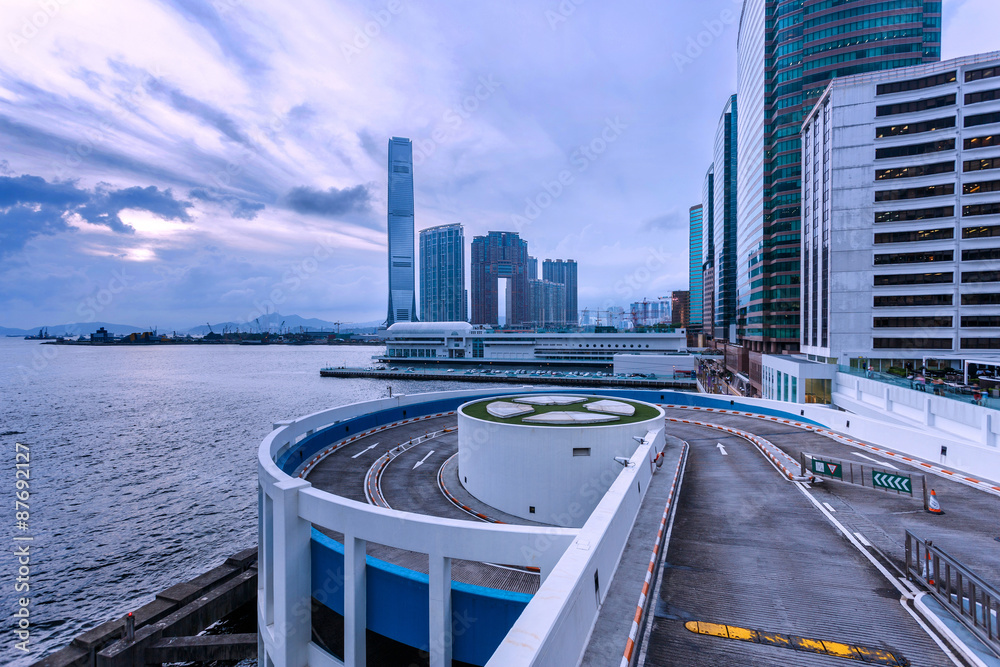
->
[702, 167, 715, 333]
[386, 137, 418, 326]
[736, 0, 942, 357]
[714, 94, 738, 341]
[419, 223, 465, 322]
[688, 204, 704, 332]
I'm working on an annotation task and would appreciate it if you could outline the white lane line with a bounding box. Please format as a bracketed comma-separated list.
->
[716, 443, 728, 456]
[412, 450, 435, 470]
[853, 452, 899, 469]
[351, 443, 379, 459]
[853, 532, 872, 547]
[823, 502, 837, 513]
[794, 482, 962, 666]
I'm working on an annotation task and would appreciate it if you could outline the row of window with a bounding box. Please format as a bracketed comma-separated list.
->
[875, 161, 953, 180]
[966, 89, 1000, 105]
[965, 157, 1000, 172]
[875, 183, 953, 201]
[875, 205, 952, 223]
[872, 225, 1000, 242]
[965, 180, 1000, 194]
[873, 338, 1000, 349]
[876, 70, 956, 96]
[875, 138, 954, 159]
[967, 66, 1000, 83]
[967, 112, 1000, 129]
[803, 1, 923, 30]
[874, 250, 951, 265]
[874, 293, 1000, 307]
[871, 271, 1000, 284]
[876, 93, 955, 117]
[873, 316, 1000, 328]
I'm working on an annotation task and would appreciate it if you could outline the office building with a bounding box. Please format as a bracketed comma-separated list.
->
[386, 137, 418, 325]
[542, 259, 579, 326]
[471, 231, 530, 326]
[671, 290, 690, 328]
[688, 205, 704, 332]
[736, 0, 942, 365]
[702, 167, 716, 334]
[419, 223, 465, 323]
[800, 51, 1000, 367]
[714, 94, 739, 342]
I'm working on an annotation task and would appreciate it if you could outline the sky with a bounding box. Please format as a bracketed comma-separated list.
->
[0, 0, 997, 330]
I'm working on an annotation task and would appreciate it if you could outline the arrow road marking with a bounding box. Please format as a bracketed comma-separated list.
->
[716, 443, 728, 456]
[853, 452, 898, 469]
[413, 450, 435, 470]
[351, 443, 379, 459]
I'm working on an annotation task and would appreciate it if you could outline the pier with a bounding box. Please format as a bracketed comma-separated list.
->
[320, 366, 697, 389]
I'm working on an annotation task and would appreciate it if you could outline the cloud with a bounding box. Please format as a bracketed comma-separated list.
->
[0, 174, 193, 256]
[189, 188, 266, 220]
[285, 184, 372, 218]
[145, 77, 254, 147]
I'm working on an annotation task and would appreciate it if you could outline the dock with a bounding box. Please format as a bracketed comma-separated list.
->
[320, 367, 697, 389]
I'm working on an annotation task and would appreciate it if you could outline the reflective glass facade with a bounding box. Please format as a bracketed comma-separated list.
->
[714, 94, 739, 339]
[387, 137, 418, 325]
[736, 0, 941, 355]
[419, 223, 465, 322]
[688, 205, 704, 331]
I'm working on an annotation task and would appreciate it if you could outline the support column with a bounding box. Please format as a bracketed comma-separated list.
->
[345, 534, 367, 667]
[984, 412, 996, 448]
[272, 478, 312, 667]
[924, 396, 934, 427]
[429, 553, 453, 667]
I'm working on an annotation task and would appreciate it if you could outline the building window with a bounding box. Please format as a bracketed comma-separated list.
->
[965, 157, 1000, 173]
[874, 272, 953, 286]
[874, 294, 952, 307]
[965, 111, 1000, 128]
[961, 338, 1000, 349]
[876, 139, 954, 159]
[962, 316, 1000, 327]
[873, 316, 952, 328]
[805, 379, 832, 404]
[962, 293, 1000, 305]
[876, 116, 955, 138]
[877, 71, 956, 95]
[572, 448, 591, 457]
[874, 228, 952, 244]
[875, 206, 953, 223]
[962, 271, 1000, 283]
[963, 247, 1000, 261]
[873, 250, 953, 265]
[965, 89, 1000, 105]
[873, 337, 952, 349]
[965, 135, 1000, 150]
[876, 93, 956, 117]
[963, 203, 1000, 217]
[875, 184, 954, 202]
[964, 180, 1000, 195]
[966, 66, 1000, 82]
[875, 161, 954, 180]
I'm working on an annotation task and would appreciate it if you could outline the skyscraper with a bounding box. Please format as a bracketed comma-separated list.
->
[714, 94, 738, 341]
[542, 259, 578, 325]
[736, 0, 942, 362]
[702, 167, 715, 334]
[688, 204, 704, 332]
[470, 231, 530, 326]
[386, 137, 418, 326]
[419, 223, 465, 322]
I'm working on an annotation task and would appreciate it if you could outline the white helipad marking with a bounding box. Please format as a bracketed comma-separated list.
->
[716, 443, 728, 456]
[412, 450, 435, 470]
[853, 452, 898, 469]
[823, 502, 837, 513]
[351, 443, 379, 459]
[854, 532, 872, 547]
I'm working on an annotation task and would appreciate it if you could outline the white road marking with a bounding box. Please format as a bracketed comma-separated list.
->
[412, 450, 435, 470]
[716, 443, 728, 456]
[853, 452, 898, 469]
[351, 443, 379, 459]
[823, 502, 837, 513]
[853, 532, 872, 547]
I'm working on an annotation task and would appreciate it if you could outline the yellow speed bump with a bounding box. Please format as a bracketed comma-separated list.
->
[684, 620, 907, 665]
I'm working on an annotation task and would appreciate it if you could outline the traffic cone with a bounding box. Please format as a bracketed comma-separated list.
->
[927, 489, 944, 515]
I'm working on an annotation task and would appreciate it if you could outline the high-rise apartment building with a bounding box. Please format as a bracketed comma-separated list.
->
[386, 137, 418, 325]
[528, 279, 567, 327]
[714, 94, 739, 342]
[470, 231, 530, 326]
[688, 205, 704, 332]
[542, 259, 579, 325]
[736, 0, 942, 364]
[419, 223, 465, 323]
[801, 51, 1000, 365]
[702, 167, 716, 333]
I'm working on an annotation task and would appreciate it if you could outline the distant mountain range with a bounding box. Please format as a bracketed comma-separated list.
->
[2, 313, 383, 337]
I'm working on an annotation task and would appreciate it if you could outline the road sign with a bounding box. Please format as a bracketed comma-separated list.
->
[811, 458, 843, 479]
[872, 470, 912, 494]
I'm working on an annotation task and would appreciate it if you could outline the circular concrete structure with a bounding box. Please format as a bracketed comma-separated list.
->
[457, 394, 665, 527]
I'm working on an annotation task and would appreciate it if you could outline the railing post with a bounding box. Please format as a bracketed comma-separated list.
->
[429, 552, 453, 667]
[345, 534, 367, 667]
[273, 478, 312, 667]
[905, 533, 912, 581]
[800, 451, 807, 477]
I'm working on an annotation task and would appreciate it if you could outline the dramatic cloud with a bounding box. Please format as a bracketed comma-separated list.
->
[285, 184, 372, 218]
[189, 188, 266, 220]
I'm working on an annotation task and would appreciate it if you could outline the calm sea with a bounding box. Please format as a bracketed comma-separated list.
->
[0, 338, 498, 666]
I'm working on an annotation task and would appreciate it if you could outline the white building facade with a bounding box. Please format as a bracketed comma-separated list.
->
[801, 52, 1000, 369]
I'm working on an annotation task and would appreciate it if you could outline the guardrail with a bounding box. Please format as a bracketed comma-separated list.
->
[905, 531, 1000, 653]
[800, 452, 929, 510]
[839, 365, 1000, 410]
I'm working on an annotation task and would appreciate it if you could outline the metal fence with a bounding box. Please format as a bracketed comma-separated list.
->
[839, 365, 1000, 410]
[905, 531, 1000, 653]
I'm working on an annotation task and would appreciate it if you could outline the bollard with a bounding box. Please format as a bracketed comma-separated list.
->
[123, 612, 134, 642]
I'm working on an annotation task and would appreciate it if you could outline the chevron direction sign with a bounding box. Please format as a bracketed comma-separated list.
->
[811, 458, 843, 479]
[872, 470, 912, 494]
